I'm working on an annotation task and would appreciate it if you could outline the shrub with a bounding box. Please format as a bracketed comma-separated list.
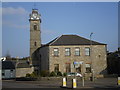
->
[40, 70, 49, 77]
[63, 72, 67, 76]
[57, 71, 62, 76]
[49, 71, 57, 77]
[30, 72, 37, 78]
[26, 73, 31, 77]
[25, 71, 38, 78]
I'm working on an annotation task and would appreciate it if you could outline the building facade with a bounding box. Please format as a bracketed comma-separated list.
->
[38, 35, 107, 76]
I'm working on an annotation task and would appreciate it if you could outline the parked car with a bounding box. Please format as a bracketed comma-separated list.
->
[67, 72, 82, 77]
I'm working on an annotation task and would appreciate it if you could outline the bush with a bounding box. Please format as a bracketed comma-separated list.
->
[26, 73, 31, 77]
[40, 70, 49, 77]
[25, 71, 38, 78]
[57, 71, 62, 76]
[30, 72, 37, 78]
[50, 71, 57, 77]
[63, 73, 67, 76]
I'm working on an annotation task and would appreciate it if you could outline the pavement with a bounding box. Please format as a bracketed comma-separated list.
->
[2, 77, 120, 90]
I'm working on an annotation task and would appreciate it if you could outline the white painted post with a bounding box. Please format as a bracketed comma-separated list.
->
[72, 78, 77, 88]
[62, 77, 66, 87]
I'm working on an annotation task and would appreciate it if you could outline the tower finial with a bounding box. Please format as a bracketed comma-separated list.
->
[34, 2, 36, 9]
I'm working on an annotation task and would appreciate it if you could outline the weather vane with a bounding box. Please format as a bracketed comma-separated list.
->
[33, 0, 37, 10]
[34, 2, 36, 9]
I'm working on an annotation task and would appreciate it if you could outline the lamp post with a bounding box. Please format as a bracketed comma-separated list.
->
[90, 32, 94, 81]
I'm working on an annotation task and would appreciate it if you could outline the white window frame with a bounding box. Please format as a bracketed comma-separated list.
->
[75, 48, 80, 56]
[53, 48, 59, 56]
[85, 64, 91, 73]
[85, 47, 90, 56]
[65, 48, 71, 56]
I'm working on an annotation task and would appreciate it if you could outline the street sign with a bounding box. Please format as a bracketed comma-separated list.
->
[73, 61, 83, 65]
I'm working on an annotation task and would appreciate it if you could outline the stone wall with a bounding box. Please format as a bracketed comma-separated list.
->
[48, 45, 107, 76]
[16, 67, 34, 77]
[39, 46, 49, 71]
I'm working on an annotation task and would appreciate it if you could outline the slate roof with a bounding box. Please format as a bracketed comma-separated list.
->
[46, 35, 106, 46]
[2, 61, 15, 69]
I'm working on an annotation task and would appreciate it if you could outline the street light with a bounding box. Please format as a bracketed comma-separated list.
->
[90, 32, 94, 81]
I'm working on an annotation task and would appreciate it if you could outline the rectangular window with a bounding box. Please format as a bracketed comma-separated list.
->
[2, 71, 5, 76]
[53, 48, 59, 56]
[2, 72, 5, 76]
[85, 64, 91, 73]
[34, 24, 37, 30]
[85, 47, 90, 56]
[54, 64, 59, 72]
[66, 63, 71, 73]
[65, 48, 71, 56]
[34, 42, 37, 46]
[75, 48, 80, 56]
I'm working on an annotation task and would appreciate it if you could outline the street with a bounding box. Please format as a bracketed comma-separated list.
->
[2, 77, 120, 90]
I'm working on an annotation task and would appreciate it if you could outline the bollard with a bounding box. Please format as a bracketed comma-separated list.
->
[72, 78, 77, 88]
[118, 77, 120, 85]
[62, 77, 66, 87]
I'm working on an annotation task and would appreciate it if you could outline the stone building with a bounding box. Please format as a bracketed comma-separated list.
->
[35, 35, 107, 76]
[29, 9, 107, 76]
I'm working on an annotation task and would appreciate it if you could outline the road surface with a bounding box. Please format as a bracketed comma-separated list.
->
[2, 77, 120, 90]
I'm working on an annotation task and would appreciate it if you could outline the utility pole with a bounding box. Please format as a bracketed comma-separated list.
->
[90, 32, 94, 81]
[81, 62, 85, 87]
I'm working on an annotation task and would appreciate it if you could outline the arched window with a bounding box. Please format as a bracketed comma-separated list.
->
[34, 42, 37, 46]
[34, 24, 37, 30]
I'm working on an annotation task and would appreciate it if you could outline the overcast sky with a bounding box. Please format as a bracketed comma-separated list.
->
[2, 2, 118, 57]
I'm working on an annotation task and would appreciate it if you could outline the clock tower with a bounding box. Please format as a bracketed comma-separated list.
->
[29, 9, 41, 65]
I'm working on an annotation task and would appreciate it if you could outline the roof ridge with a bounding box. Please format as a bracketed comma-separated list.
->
[47, 34, 106, 46]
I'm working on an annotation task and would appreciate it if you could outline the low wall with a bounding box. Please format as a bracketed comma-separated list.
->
[16, 67, 34, 77]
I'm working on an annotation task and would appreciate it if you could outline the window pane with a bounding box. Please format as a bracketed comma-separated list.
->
[34, 24, 37, 30]
[85, 47, 90, 56]
[65, 48, 70, 56]
[53, 48, 59, 56]
[54, 64, 59, 72]
[34, 42, 37, 46]
[85, 64, 91, 73]
[66, 63, 71, 73]
[2, 73, 5, 76]
[75, 48, 80, 56]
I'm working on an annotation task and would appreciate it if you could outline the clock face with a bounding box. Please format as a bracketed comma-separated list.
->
[30, 13, 40, 20]
[33, 13, 37, 19]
